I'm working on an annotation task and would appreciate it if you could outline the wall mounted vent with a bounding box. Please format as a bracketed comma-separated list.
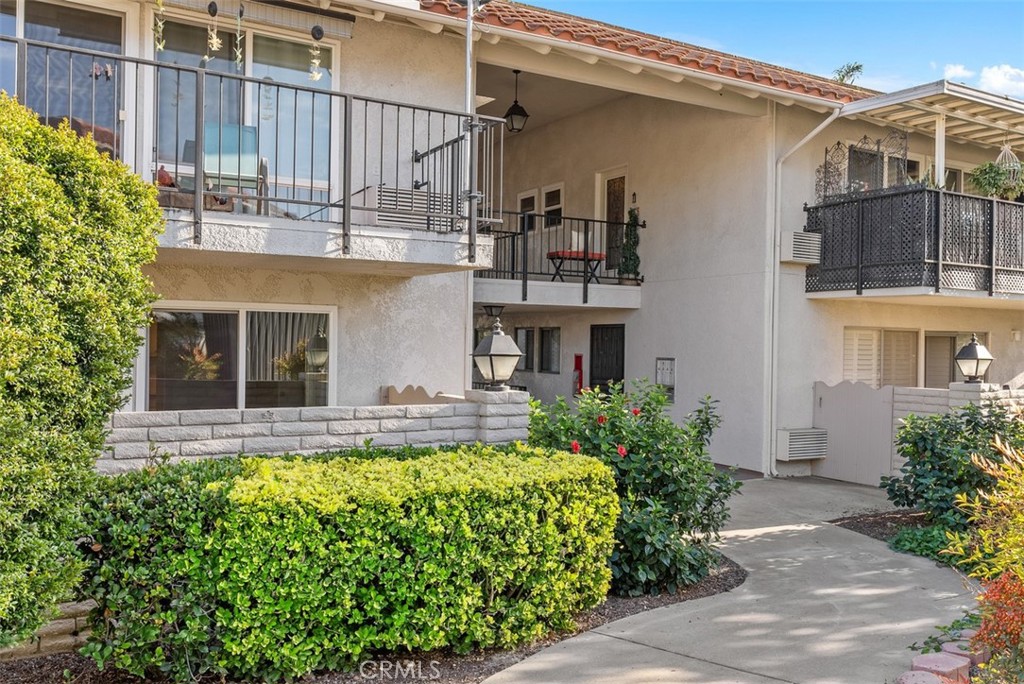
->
[776, 428, 828, 461]
[781, 231, 821, 264]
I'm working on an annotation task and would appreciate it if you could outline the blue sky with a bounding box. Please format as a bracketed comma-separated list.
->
[532, 1, 1024, 96]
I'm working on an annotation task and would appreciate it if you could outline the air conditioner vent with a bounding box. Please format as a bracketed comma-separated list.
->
[781, 231, 821, 264]
[776, 428, 827, 461]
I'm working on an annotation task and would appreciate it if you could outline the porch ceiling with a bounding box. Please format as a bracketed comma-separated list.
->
[841, 80, 1024, 150]
[476, 62, 628, 130]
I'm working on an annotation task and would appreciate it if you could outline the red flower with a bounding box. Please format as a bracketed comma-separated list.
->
[632, 408, 641, 416]
[571, 440, 581, 454]
[617, 444, 627, 457]
[597, 415, 607, 425]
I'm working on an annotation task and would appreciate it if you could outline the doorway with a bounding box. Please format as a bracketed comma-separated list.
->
[590, 324, 624, 392]
[598, 168, 626, 270]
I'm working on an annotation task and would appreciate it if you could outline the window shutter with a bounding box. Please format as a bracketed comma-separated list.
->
[881, 330, 918, 387]
[843, 329, 880, 388]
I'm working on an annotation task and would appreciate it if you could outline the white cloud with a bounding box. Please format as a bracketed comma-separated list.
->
[979, 64, 1024, 96]
[943, 64, 975, 80]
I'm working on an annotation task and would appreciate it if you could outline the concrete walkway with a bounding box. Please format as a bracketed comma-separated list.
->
[484, 478, 977, 684]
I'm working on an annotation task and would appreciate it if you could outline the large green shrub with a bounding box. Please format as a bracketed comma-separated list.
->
[80, 445, 618, 682]
[882, 403, 1024, 530]
[0, 94, 160, 646]
[529, 381, 741, 596]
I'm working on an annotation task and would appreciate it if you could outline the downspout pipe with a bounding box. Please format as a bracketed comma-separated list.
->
[764, 105, 843, 478]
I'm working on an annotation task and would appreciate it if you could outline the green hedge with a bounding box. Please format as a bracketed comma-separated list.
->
[883, 403, 1024, 530]
[0, 93, 160, 646]
[80, 445, 618, 682]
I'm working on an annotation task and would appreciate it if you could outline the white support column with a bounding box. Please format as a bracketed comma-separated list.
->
[934, 114, 947, 188]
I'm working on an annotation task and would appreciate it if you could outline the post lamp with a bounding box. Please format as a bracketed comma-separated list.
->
[305, 328, 329, 371]
[472, 306, 522, 391]
[954, 334, 994, 383]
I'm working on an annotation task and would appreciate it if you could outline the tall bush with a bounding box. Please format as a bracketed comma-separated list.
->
[80, 445, 618, 682]
[0, 93, 161, 646]
[882, 403, 1024, 530]
[530, 381, 741, 596]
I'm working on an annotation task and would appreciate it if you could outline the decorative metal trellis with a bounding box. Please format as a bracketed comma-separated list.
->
[815, 128, 909, 203]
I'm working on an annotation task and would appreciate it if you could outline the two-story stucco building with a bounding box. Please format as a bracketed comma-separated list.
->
[5, 0, 1024, 482]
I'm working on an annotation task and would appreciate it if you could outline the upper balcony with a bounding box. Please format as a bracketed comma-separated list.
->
[805, 186, 1024, 302]
[1, 34, 501, 275]
[474, 211, 643, 310]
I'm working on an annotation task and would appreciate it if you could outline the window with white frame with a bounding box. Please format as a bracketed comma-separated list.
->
[148, 307, 331, 411]
[843, 328, 918, 389]
[542, 184, 563, 228]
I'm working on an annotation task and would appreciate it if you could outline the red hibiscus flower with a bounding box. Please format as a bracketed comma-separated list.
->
[597, 415, 607, 425]
[617, 444, 627, 457]
[571, 440, 581, 454]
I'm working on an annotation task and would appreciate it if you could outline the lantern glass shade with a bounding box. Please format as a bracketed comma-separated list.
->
[503, 69, 529, 133]
[504, 101, 529, 133]
[954, 334, 994, 383]
[471, 320, 523, 390]
[306, 330, 330, 370]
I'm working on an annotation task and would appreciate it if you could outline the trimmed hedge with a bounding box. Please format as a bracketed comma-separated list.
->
[80, 445, 618, 682]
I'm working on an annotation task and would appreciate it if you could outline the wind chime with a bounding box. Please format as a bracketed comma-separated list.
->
[309, 24, 325, 81]
[153, 0, 166, 51]
[203, 2, 223, 64]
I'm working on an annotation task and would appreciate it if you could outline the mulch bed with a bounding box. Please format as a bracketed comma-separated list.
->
[0, 556, 747, 684]
[829, 508, 927, 543]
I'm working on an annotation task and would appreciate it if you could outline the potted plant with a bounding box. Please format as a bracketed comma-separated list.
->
[618, 207, 642, 285]
[968, 161, 1024, 201]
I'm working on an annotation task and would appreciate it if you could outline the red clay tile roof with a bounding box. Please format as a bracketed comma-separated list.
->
[420, 0, 875, 104]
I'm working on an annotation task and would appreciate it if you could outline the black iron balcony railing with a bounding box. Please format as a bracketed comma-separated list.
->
[1, 36, 502, 256]
[477, 211, 639, 304]
[805, 186, 1024, 295]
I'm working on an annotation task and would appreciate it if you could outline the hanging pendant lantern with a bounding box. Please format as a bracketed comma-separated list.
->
[503, 69, 529, 133]
[996, 143, 1021, 185]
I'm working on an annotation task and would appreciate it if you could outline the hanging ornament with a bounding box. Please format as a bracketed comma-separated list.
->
[309, 24, 324, 82]
[234, 3, 244, 71]
[203, 2, 222, 64]
[153, 0, 166, 52]
[996, 140, 1021, 186]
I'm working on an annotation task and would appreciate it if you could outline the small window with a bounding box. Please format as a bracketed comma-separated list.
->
[943, 168, 963, 193]
[539, 327, 560, 373]
[518, 193, 537, 214]
[516, 328, 535, 372]
[542, 184, 563, 228]
[843, 328, 918, 389]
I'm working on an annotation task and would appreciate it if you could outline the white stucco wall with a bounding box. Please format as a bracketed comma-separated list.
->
[145, 264, 473, 406]
[341, 16, 463, 112]
[496, 94, 773, 470]
[773, 106, 1024, 446]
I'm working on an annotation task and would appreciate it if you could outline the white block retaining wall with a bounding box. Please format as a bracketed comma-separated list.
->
[100, 390, 530, 473]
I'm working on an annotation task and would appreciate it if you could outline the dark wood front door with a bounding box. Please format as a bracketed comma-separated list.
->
[590, 324, 624, 392]
[604, 176, 626, 270]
